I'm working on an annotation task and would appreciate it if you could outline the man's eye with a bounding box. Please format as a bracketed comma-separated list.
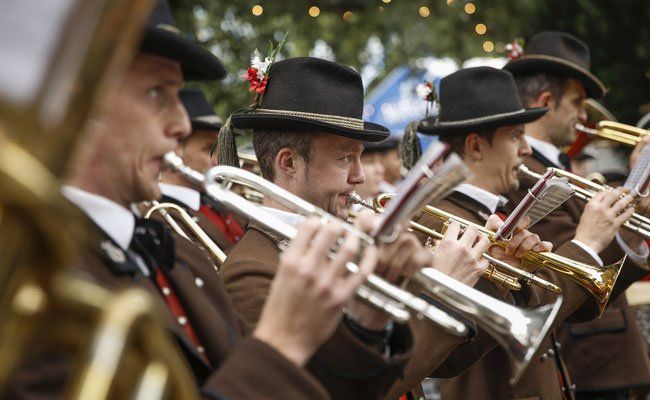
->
[341, 155, 352, 162]
[148, 87, 165, 101]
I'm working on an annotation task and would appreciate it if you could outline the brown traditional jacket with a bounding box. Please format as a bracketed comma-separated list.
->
[4, 208, 329, 400]
[505, 151, 650, 394]
[221, 226, 418, 400]
[414, 192, 607, 400]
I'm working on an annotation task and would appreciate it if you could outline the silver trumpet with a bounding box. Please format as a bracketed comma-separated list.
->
[197, 159, 562, 385]
[163, 152, 464, 331]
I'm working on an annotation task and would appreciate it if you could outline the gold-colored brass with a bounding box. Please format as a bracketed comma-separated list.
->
[0, 1, 200, 398]
[520, 165, 650, 241]
[144, 201, 227, 268]
[576, 121, 648, 148]
[377, 191, 624, 317]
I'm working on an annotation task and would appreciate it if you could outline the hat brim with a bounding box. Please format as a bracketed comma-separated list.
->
[418, 107, 547, 135]
[232, 112, 390, 142]
[191, 120, 222, 132]
[140, 28, 227, 81]
[504, 55, 605, 99]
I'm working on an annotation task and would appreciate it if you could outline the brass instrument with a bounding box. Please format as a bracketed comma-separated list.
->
[144, 200, 227, 267]
[520, 165, 650, 241]
[379, 190, 624, 316]
[350, 193, 561, 294]
[202, 164, 563, 384]
[575, 121, 648, 147]
[1, 1, 199, 398]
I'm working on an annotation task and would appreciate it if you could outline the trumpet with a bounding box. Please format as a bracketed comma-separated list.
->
[350, 193, 561, 293]
[377, 190, 623, 316]
[519, 165, 650, 241]
[202, 164, 563, 384]
[144, 200, 227, 267]
[575, 121, 648, 148]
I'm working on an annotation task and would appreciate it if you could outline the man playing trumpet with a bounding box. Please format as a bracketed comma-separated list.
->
[505, 31, 650, 399]
[412, 66, 640, 399]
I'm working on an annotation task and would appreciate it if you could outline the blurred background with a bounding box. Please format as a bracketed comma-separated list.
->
[169, 0, 650, 130]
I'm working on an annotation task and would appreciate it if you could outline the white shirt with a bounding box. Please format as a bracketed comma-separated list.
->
[525, 135, 564, 168]
[159, 182, 201, 211]
[61, 185, 135, 250]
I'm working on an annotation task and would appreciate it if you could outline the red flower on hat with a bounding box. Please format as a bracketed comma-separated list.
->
[242, 32, 288, 106]
[242, 66, 268, 94]
[506, 39, 525, 60]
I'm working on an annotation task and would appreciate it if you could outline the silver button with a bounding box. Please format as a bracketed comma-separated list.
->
[192, 216, 200, 222]
[197, 346, 205, 354]
[195, 277, 204, 287]
[162, 287, 171, 296]
[178, 316, 187, 325]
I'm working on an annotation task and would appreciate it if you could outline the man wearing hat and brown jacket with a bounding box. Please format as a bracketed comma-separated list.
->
[217, 56, 510, 398]
[159, 88, 245, 255]
[411, 66, 643, 399]
[3, 2, 404, 399]
[504, 31, 650, 399]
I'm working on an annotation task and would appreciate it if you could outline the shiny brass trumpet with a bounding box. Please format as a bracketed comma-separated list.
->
[519, 165, 650, 241]
[144, 200, 227, 267]
[203, 165, 563, 384]
[378, 190, 623, 316]
[575, 121, 648, 147]
[350, 193, 561, 294]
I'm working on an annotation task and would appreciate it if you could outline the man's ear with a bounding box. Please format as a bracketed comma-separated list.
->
[531, 90, 553, 109]
[464, 132, 483, 161]
[275, 147, 299, 180]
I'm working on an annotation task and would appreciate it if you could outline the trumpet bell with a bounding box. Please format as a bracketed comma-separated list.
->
[415, 267, 563, 385]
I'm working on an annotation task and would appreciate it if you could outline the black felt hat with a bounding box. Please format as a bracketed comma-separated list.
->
[231, 57, 389, 142]
[418, 67, 547, 136]
[180, 89, 223, 132]
[139, 0, 227, 81]
[503, 31, 605, 98]
[363, 137, 400, 153]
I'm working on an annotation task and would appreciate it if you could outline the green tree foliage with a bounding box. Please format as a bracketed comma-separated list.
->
[170, 0, 649, 124]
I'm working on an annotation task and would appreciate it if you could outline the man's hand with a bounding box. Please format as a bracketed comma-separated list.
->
[346, 210, 433, 330]
[431, 221, 490, 287]
[574, 187, 635, 254]
[485, 215, 552, 272]
[254, 217, 377, 367]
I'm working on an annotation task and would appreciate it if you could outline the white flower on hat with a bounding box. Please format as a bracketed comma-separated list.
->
[416, 82, 433, 100]
[251, 50, 272, 80]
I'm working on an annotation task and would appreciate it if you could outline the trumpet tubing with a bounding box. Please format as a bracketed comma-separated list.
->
[362, 194, 561, 294]
[576, 121, 648, 147]
[144, 201, 227, 267]
[407, 194, 623, 316]
[520, 165, 650, 241]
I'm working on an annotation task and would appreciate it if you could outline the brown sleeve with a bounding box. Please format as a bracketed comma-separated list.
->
[222, 238, 414, 399]
[202, 338, 329, 400]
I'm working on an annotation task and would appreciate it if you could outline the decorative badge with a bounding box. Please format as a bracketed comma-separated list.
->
[100, 240, 126, 264]
[505, 39, 525, 60]
[242, 32, 288, 107]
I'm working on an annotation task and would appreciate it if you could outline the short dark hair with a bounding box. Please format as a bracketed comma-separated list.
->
[252, 130, 313, 181]
[514, 73, 569, 108]
[442, 128, 497, 157]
